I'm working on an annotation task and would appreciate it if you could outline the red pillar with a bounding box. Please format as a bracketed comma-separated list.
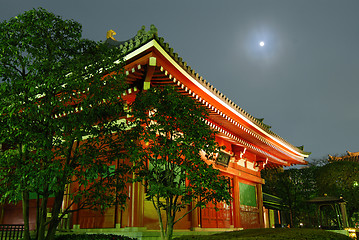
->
[132, 181, 144, 227]
[191, 199, 200, 229]
[256, 183, 264, 228]
[233, 176, 241, 228]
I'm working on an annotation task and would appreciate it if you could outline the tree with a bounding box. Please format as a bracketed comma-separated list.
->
[262, 167, 318, 227]
[316, 160, 359, 226]
[0, 8, 129, 240]
[308, 156, 330, 167]
[123, 86, 232, 240]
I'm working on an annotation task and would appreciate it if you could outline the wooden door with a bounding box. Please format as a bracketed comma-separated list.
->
[201, 201, 232, 228]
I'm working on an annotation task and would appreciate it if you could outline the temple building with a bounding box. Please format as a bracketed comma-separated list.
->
[1, 25, 310, 237]
[72, 25, 309, 232]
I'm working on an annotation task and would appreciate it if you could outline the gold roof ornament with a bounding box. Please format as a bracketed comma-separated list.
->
[106, 29, 117, 41]
[347, 151, 359, 156]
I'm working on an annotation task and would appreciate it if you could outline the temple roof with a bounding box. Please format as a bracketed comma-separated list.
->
[308, 195, 346, 204]
[105, 25, 310, 161]
[328, 151, 359, 163]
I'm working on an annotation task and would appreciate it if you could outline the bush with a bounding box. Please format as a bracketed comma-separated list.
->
[55, 234, 137, 240]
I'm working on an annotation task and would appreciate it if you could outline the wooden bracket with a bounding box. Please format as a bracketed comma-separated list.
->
[143, 57, 156, 90]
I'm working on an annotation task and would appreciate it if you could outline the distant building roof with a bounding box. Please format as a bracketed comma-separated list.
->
[307, 195, 346, 204]
[263, 193, 286, 210]
[328, 151, 359, 163]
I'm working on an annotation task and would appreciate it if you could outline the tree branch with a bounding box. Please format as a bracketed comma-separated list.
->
[173, 195, 211, 225]
[173, 204, 197, 225]
[1, 62, 23, 77]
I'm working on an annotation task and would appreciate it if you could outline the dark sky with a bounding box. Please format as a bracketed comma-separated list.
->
[1, 0, 359, 164]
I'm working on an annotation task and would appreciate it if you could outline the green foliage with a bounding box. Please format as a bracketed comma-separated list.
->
[263, 159, 359, 228]
[316, 161, 359, 226]
[123, 86, 232, 240]
[54, 234, 136, 240]
[173, 228, 352, 240]
[0, 8, 129, 240]
[261, 167, 318, 227]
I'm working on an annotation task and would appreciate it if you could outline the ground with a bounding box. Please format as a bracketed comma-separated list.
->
[173, 228, 353, 240]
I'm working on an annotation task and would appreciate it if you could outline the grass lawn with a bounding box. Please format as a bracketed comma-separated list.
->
[173, 228, 352, 240]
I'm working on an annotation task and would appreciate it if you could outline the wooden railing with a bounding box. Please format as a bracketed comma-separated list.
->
[0, 224, 24, 240]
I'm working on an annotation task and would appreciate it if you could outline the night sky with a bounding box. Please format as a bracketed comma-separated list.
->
[1, 0, 359, 164]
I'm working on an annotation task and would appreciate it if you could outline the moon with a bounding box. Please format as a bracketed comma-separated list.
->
[259, 41, 265, 47]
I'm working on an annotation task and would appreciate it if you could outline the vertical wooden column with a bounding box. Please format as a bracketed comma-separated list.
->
[277, 210, 281, 225]
[263, 208, 269, 228]
[120, 184, 132, 228]
[70, 180, 80, 229]
[233, 176, 241, 228]
[191, 199, 200, 229]
[256, 183, 264, 228]
[132, 181, 144, 227]
[71, 205, 80, 229]
[340, 202, 349, 228]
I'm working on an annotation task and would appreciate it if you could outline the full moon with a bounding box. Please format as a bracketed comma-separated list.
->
[259, 41, 265, 47]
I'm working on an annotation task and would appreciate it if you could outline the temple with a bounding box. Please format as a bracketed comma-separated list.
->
[0, 25, 310, 237]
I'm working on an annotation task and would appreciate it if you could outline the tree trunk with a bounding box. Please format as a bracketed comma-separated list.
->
[156, 208, 165, 240]
[165, 215, 174, 240]
[45, 191, 64, 240]
[36, 195, 40, 240]
[289, 208, 294, 228]
[22, 191, 31, 240]
[37, 194, 49, 240]
[152, 195, 166, 240]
